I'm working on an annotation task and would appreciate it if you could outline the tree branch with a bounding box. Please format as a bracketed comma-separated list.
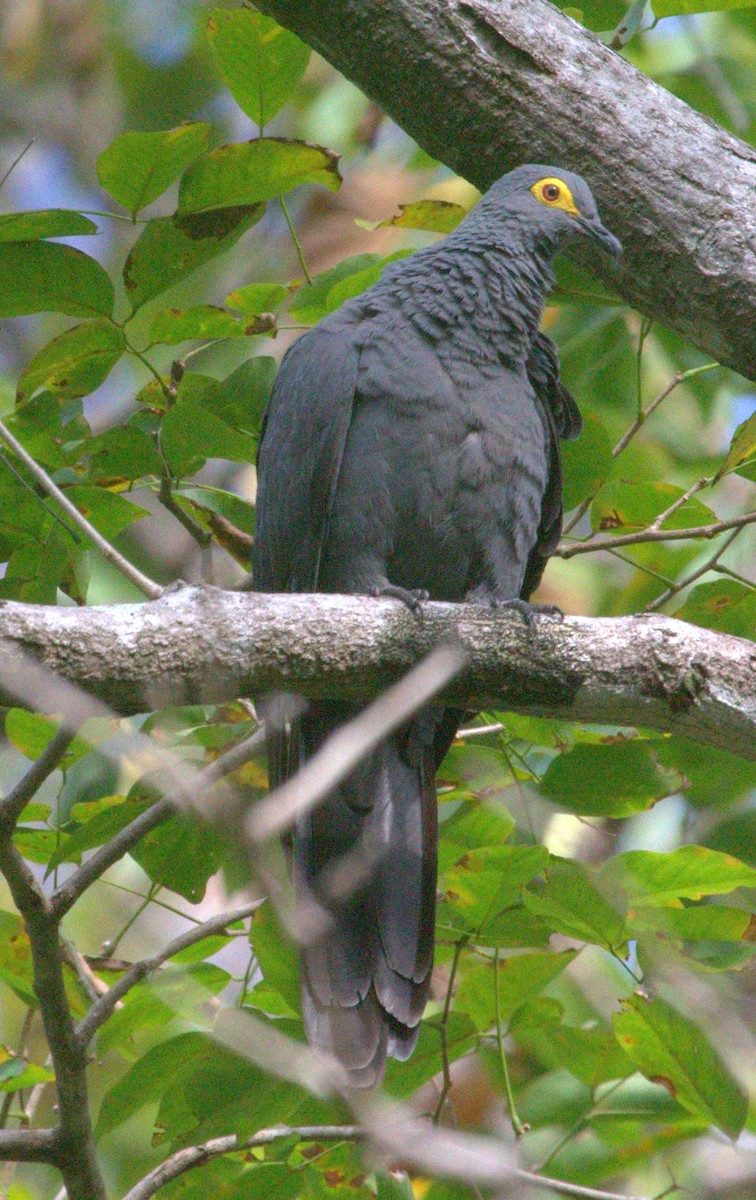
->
[0, 418, 162, 601]
[0, 725, 74, 830]
[121, 1119, 654, 1200]
[52, 727, 266, 919]
[0, 1128, 58, 1164]
[76, 901, 261, 1048]
[255, 0, 756, 380]
[557, 510, 756, 558]
[0, 587, 754, 758]
[0, 839, 107, 1199]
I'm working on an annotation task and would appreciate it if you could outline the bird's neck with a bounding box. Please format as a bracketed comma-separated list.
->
[386, 223, 558, 367]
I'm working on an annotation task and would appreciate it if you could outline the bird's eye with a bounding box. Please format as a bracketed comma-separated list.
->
[531, 176, 580, 216]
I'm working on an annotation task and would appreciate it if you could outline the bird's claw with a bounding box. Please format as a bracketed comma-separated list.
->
[373, 584, 429, 614]
[492, 597, 564, 626]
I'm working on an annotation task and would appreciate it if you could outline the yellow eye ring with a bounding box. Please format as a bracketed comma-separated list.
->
[530, 176, 581, 217]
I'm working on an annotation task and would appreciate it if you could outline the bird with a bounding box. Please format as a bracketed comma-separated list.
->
[252, 164, 621, 1086]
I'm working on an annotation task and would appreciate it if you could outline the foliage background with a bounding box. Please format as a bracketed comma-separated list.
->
[0, 2, 754, 1198]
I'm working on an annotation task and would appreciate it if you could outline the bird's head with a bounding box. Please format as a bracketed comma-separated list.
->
[481, 164, 622, 259]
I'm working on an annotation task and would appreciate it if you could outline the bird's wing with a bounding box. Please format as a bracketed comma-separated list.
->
[520, 332, 580, 599]
[253, 323, 360, 593]
[528, 331, 582, 441]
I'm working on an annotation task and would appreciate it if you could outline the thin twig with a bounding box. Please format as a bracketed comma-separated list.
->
[646, 475, 712, 533]
[0, 725, 75, 829]
[158, 476, 212, 549]
[0, 140, 33, 191]
[0, 418, 162, 600]
[561, 363, 719, 536]
[121, 1126, 363, 1200]
[432, 935, 468, 1123]
[52, 727, 267, 918]
[556, 509, 756, 559]
[77, 902, 262, 1047]
[644, 525, 745, 613]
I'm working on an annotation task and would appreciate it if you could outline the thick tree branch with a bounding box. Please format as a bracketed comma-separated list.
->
[0, 839, 106, 1199]
[0, 1128, 58, 1164]
[255, 0, 756, 380]
[0, 587, 754, 758]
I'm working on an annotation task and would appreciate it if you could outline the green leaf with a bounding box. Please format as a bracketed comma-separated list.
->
[455, 949, 577, 1031]
[206, 8, 310, 128]
[383, 1012, 478, 1097]
[97, 124, 211, 217]
[0, 1055, 55, 1093]
[160, 399, 257, 478]
[591, 480, 716, 533]
[523, 857, 627, 950]
[654, 0, 756, 15]
[96, 1030, 210, 1137]
[654, 735, 756, 807]
[174, 485, 256, 535]
[86, 424, 164, 483]
[722, 410, 756, 476]
[0, 242, 114, 318]
[440, 845, 548, 931]
[561, 413, 613, 511]
[123, 205, 264, 312]
[630, 904, 753, 943]
[673, 580, 756, 639]
[61, 485, 149, 541]
[148, 304, 244, 345]
[177, 357, 277, 436]
[225, 282, 291, 314]
[439, 798, 515, 854]
[248, 900, 301, 1014]
[0, 209, 97, 242]
[373, 199, 468, 233]
[288, 254, 385, 323]
[3, 710, 99, 766]
[540, 742, 678, 817]
[16, 320, 125, 403]
[130, 815, 228, 903]
[47, 797, 145, 871]
[0, 911, 36, 1008]
[613, 994, 748, 1137]
[178, 138, 341, 215]
[325, 251, 410, 310]
[512, 999, 633, 1087]
[600, 846, 756, 908]
[476, 906, 551, 948]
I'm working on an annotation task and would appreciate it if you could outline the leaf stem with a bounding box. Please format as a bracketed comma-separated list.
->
[493, 948, 527, 1136]
[432, 935, 468, 1123]
[280, 196, 312, 284]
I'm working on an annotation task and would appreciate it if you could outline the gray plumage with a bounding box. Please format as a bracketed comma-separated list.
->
[253, 164, 620, 1086]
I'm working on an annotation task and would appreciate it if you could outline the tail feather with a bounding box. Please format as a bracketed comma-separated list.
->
[293, 703, 439, 1086]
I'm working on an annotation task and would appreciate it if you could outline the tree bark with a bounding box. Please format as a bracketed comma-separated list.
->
[1, 588, 754, 759]
[255, 0, 756, 381]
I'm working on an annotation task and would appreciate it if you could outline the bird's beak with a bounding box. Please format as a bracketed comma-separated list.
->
[579, 215, 622, 258]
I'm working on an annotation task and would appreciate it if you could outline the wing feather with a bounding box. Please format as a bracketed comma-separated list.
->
[253, 325, 359, 592]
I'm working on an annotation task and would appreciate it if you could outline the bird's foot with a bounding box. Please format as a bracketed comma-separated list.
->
[372, 584, 429, 614]
[492, 597, 564, 627]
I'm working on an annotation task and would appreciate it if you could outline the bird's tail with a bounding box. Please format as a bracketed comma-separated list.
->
[294, 703, 439, 1087]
